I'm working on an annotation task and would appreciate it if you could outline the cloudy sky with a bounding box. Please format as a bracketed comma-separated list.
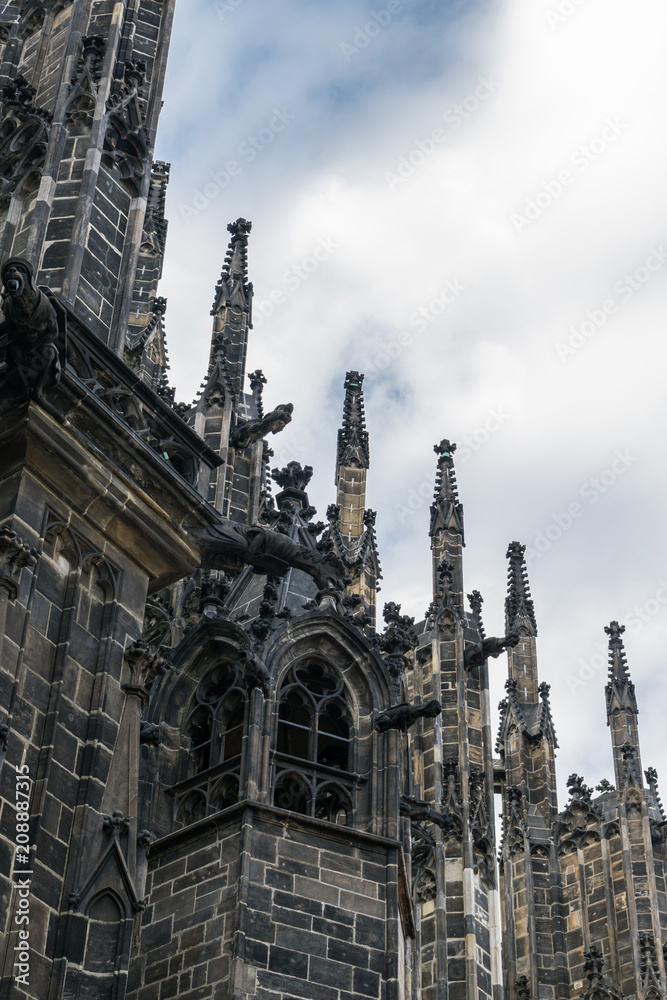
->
[155, 0, 667, 803]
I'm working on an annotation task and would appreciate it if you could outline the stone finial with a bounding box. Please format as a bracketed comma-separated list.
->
[337, 371, 369, 470]
[271, 461, 313, 493]
[430, 440, 464, 542]
[505, 541, 537, 636]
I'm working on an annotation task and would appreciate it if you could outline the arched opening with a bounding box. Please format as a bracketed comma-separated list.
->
[273, 659, 354, 825]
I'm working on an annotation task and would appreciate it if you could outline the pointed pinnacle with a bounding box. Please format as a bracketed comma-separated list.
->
[337, 371, 369, 470]
[505, 541, 537, 636]
[211, 218, 253, 315]
[605, 621, 629, 680]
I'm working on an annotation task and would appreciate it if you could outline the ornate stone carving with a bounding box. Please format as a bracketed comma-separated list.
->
[0, 525, 38, 599]
[139, 722, 161, 747]
[379, 602, 418, 700]
[66, 35, 105, 125]
[141, 162, 170, 255]
[464, 630, 520, 670]
[102, 810, 130, 834]
[505, 786, 528, 857]
[142, 594, 174, 652]
[238, 646, 271, 695]
[442, 759, 464, 839]
[639, 933, 662, 995]
[231, 402, 293, 449]
[620, 743, 642, 791]
[400, 795, 452, 831]
[515, 976, 531, 1000]
[137, 829, 154, 852]
[102, 61, 150, 195]
[199, 571, 231, 619]
[374, 699, 441, 733]
[470, 768, 495, 884]
[272, 461, 313, 493]
[0, 76, 52, 207]
[0, 258, 67, 401]
[123, 640, 167, 700]
[411, 823, 437, 903]
[192, 519, 345, 593]
[579, 949, 627, 1000]
[555, 775, 601, 855]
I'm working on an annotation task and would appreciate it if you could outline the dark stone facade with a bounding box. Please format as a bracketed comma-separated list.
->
[0, 4, 665, 1000]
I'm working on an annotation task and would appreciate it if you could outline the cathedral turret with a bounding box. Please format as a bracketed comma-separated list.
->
[328, 371, 380, 625]
[604, 621, 642, 790]
[0, 0, 178, 347]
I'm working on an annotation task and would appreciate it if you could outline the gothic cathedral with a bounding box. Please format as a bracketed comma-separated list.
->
[0, 4, 665, 1000]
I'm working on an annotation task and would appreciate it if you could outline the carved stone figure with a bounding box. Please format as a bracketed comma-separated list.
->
[191, 520, 345, 592]
[238, 647, 271, 695]
[400, 795, 453, 831]
[1, 258, 67, 401]
[230, 402, 293, 449]
[374, 699, 441, 732]
[464, 630, 520, 669]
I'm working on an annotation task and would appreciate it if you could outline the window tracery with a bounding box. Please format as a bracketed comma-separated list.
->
[173, 660, 247, 827]
[273, 660, 355, 825]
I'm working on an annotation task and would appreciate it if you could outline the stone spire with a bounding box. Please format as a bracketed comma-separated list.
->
[505, 541, 537, 637]
[604, 621, 642, 789]
[330, 372, 380, 626]
[209, 218, 254, 402]
[429, 440, 464, 608]
[335, 372, 370, 541]
[336, 371, 370, 475]
[429, 439, 464, 542]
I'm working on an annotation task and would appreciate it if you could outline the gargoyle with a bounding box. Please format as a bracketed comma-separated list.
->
[464, 631, 519, 670]
[374, 699, 442, 733]
[238, 647, 271, 695]
[400, 795, 453, 831]
[230, 402, 293, 449]
[0, 257, 67, 401]
[191, 520, 346, 593]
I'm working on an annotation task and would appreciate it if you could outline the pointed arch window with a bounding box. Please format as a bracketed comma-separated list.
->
[273, 660, 356, 825]
[173, 660, 248, 827]
[185, 662, 247, 776]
